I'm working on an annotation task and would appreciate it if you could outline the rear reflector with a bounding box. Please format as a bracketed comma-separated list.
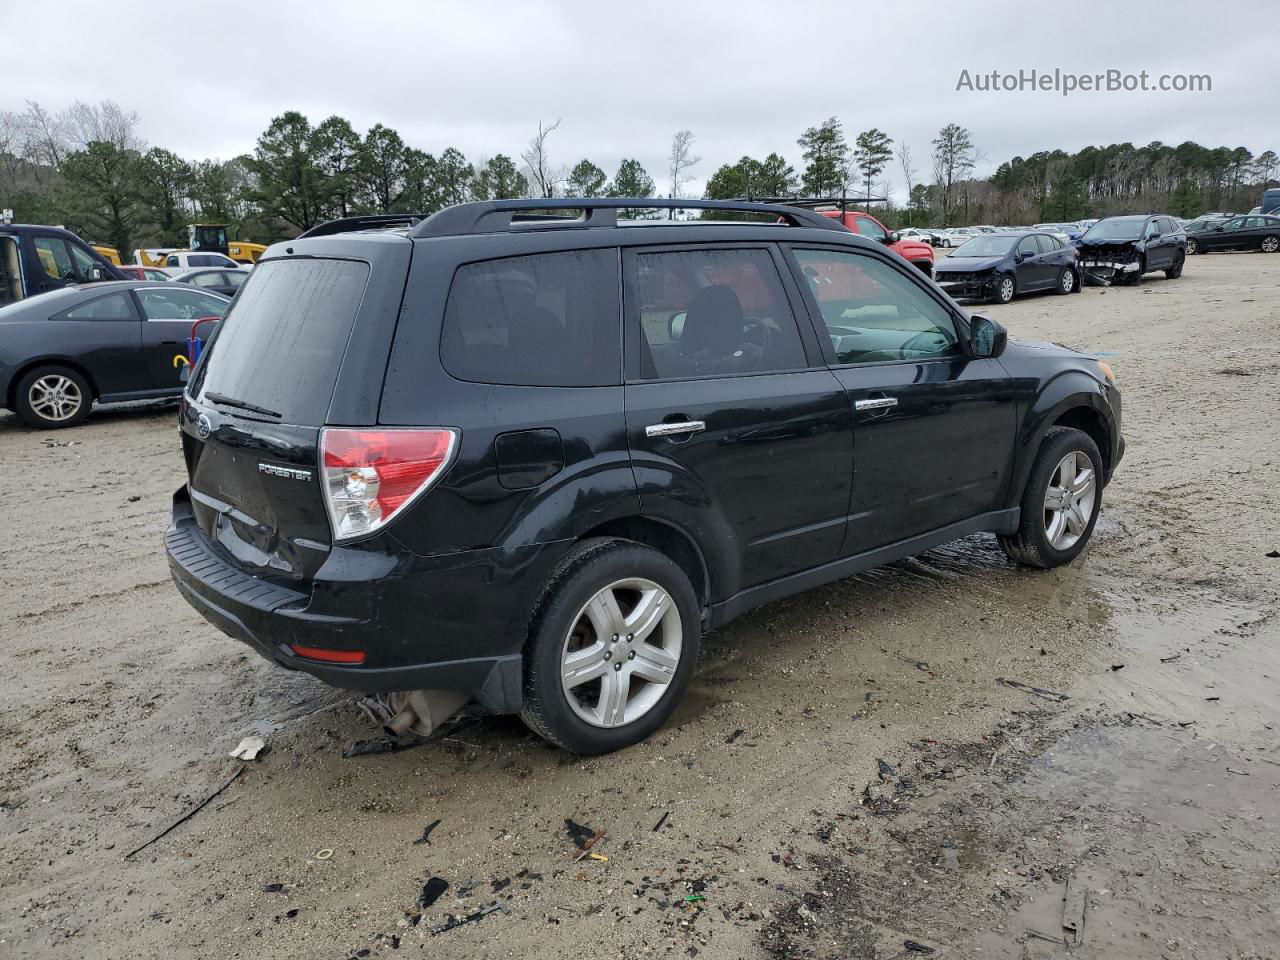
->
[290, 644, 366, 664]
[320, 427, 458, 541]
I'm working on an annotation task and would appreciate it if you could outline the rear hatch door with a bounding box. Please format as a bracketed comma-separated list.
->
[181, 238, 410, 582]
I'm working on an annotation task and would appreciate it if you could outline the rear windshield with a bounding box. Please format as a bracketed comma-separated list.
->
[192, 258, 370, 424]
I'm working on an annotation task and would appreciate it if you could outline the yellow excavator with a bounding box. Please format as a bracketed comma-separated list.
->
[135, 223, 267, 267]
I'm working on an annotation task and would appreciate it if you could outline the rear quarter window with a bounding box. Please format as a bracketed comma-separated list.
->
[440, 249, 620, 387]
[193, 258, 370, 424]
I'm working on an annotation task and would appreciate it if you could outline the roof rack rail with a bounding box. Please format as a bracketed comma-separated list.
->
[409, 198, 848, 239]
[297, 213, 433, 240]
[734, 196, 889, 212]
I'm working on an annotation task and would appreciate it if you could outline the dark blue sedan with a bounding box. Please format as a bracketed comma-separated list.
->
[933, 231, 1081, 304]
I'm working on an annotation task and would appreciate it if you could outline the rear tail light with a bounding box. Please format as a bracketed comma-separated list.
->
[321, 428, 458, 541]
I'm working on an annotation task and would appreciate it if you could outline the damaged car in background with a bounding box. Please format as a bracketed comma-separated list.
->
[934, 230, 1080, 303]
[1075, 214, 1186, 285]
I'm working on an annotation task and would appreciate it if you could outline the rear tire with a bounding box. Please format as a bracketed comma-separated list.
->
[1165, 251, 1185, 279]
[999, 427, 1103, 569]
[15, 365, 92, 429]
[520, 538, 700, 754]
[1185, 237, 1199, 255]
[1261, 235, 1279, 253]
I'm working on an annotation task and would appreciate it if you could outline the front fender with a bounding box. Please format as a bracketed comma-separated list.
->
[1007, 371, 1114, 505]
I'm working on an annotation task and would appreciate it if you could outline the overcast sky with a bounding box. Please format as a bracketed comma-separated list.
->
[1, 0, 1273, 201]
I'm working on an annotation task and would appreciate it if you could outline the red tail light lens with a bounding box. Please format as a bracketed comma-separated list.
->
[321, 428, 458, 541]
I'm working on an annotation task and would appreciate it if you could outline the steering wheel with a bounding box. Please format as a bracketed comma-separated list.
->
[740, 317, 773, 353]
[900, 330, 951, 358]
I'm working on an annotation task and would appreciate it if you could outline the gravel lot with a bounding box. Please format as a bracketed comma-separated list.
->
[2, 252, 1277, 959]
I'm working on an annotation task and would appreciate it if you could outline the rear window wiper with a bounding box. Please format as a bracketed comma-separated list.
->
[204, 392, 282, 419]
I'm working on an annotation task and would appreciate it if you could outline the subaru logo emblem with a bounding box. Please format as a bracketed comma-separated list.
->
[196, 413, 212, 439]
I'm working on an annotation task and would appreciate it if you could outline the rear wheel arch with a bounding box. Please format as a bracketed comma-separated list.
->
[577, 516, 711, 614]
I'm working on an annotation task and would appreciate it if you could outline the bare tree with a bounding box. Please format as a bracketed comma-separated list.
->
[18, 101, 70, 174]
[668, 130, 701, 200]
[521, 119, 563, 199]
[897, 142, 916, 207]
[62, 100, 144, 153]
[931, 123, 977, 224]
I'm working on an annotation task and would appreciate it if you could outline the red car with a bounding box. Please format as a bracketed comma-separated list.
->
[818, 209, 936, 277]
[116, 265, 172, 282]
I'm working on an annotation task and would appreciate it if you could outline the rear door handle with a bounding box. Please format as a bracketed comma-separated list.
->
[645, 420, 706, 438]
[854, 397, 898, 411]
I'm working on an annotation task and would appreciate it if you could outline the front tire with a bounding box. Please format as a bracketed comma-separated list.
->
[992, 274, 1016, 304]
[520, 538, 700, 754]
[15, 365, 92, 429]
[999, 427, 1103, 569]
[1056, 267, 1076, 295]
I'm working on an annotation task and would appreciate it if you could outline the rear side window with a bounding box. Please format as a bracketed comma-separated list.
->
[441, 250, 619, 387]
[194, 258, 370, 424]
[65, 292, 133, 320]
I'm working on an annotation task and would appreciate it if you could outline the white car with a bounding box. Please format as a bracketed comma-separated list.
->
[156, 251, 246, 276]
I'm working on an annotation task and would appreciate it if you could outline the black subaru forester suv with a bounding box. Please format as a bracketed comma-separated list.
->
[166, 198, 1123, 754]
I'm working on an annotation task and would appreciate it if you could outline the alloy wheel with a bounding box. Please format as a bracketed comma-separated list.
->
[1262, 236, 1279, 253]
[28, 375, 83, 422]
[1043, 451, 1097, 551]
[1061, 270, 1074, 293]
[999, 277, 1015, 302]
[560, 578, 683, 728]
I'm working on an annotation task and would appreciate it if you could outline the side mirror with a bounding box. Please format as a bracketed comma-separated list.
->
[668, 311, 686, 342]
[92, 267, 103, 281]
[883, 232, 899, 244]
[969, 314, 1007, 359]
[1212, 226, 1224, 232]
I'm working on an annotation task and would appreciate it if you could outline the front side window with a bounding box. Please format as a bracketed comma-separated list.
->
[442, 249, 620, 387]
[190, 271, 224, 288]
[792, 248, 961, 365]
[630, 247, 807, 380]
[68, 243, 98, 282]
[136, 288, 228, 320]
[33, 237, 75, 280]
[853, 217, 887, 241]
[64, 292, 132, 320]
[1017, 236, 1039, 257]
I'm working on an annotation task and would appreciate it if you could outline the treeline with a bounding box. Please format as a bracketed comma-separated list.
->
[2, 100, 1276, 257]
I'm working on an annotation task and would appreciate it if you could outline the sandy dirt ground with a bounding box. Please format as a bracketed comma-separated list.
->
[1, 252, 1278, 960]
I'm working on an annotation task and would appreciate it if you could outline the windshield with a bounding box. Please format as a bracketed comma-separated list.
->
[1082, 220, 1144, 242]
[952, 236, 1018, 257]
[192, 258, 370, 424]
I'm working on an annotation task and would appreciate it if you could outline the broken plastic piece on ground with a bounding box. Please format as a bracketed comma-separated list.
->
[412, 819, 442, 846]
[587, 852, 608, 862]
[430, 902, 502, 934]
[996, 677, 1069, 702]
[418, 876, 449, 908]
[263, 882, 284, 893]
[904, 941, 935, 954]
[572, 828, 607, 862]
[564, 818, 596, 848]
[314, 848, 334, 860]
[652, 811, 670, 832]
[877, 758, 895, 780]
[229, 736, 266, 760]
[684, 894, 705, 904]
[1266, 549, 1279, 558]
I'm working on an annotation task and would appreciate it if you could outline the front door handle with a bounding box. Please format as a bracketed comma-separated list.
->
[854, 397, 898, 412]
[645, 420, 706, 439]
